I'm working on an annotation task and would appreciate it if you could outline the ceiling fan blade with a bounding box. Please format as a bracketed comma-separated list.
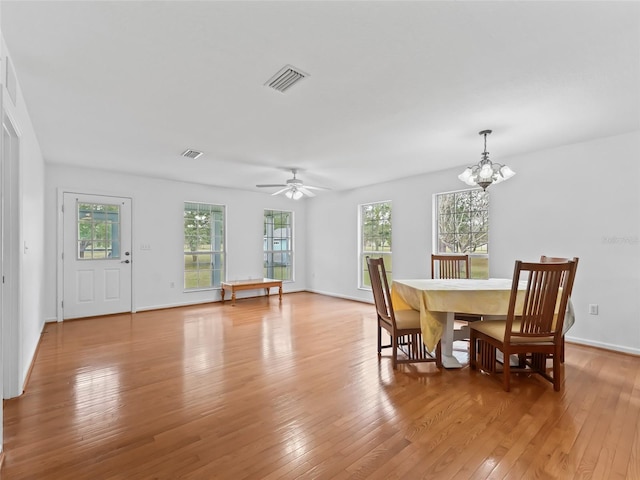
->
[271, 187, 290, 196]
[257, 170, 326, 197]
[298, 187, 316, 197]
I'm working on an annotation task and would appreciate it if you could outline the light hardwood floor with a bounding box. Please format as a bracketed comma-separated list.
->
[2, 292, 639, 479]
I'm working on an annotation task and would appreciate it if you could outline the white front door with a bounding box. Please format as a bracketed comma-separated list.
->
[63, 193, 132, 319]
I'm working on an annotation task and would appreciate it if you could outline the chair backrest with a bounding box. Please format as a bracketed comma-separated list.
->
[540, 255, 579, 297]
[506, 260, 577, 342]
[366, 256, 396, 328]
[431, 254, 470, 279]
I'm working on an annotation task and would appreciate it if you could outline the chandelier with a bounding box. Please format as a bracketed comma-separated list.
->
[458, 130, 515, 190]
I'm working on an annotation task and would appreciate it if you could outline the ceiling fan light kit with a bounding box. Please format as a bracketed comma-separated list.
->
[285, 189, 304, 200]
[256, 169, 324, 200]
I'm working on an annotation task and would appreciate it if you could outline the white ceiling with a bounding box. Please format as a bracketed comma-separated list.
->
[2, 1, 639, 194]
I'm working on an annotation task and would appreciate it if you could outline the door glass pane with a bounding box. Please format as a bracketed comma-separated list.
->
[76, 201, 121, 260]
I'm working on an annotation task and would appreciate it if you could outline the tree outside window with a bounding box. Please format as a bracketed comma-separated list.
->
[435, 189, 488, 278]
[360, 201, 392, 288]
[76, 202, 120, 260]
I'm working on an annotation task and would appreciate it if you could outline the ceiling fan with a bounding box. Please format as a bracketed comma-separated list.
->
[256, 169, 325, 199]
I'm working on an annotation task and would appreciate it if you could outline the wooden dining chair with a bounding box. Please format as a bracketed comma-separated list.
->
[469, 260, 577, 391]
[431, 254, 470, 279]
[431, 254, 481, 324]
[540, 256, 579, 363]
[366, 257, 441, 369]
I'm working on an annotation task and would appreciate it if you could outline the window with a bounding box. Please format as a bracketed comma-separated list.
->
[359, 201, 392, 288]
[434, 189, 488, 279]
[184, 202, 225, 290]
[76, 202, 121, 260]
[264, 210, 293, 281]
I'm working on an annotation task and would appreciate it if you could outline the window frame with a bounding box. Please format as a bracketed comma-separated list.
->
[183, 201, 226, 291]
[358, 200, 392, 289]
[263, 209, 294, 282]
[433, 188, 489, 279]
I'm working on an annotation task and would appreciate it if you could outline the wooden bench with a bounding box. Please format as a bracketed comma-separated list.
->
[220, 278, 283, 306]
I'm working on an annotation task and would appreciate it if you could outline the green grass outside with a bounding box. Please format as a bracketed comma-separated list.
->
[469, 256, 489, 279]
[184, 253, 222, 289]
[185, 253, 489, 290]
[263, 265, 290, 280]
[184, 255, 291, 289]
[362, 255, 489, 287]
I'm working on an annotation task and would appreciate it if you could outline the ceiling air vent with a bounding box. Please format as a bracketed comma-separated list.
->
[182, 149, 203, 160]
[265, 65, 309, 93]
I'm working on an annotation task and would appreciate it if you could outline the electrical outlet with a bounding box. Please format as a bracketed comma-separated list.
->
[589, 304, 599, 315]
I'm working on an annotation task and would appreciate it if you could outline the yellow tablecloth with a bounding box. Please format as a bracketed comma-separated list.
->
[391, 278, 574, 352]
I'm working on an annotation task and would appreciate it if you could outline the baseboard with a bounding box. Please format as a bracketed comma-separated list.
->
[136, 298, 220, 312]
[566, 336, 639, 356]
[304, 288, 373, 304]
[136, 289, 309, 312]
[19, 325, 48, 395]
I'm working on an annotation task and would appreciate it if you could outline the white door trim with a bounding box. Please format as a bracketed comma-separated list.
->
[57, 189, 135, 321]
[2, 110, 22, 399]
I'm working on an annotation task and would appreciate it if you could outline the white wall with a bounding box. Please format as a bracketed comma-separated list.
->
[490, 132, 639, 354]
[0, 6, 4, 452]
[1, 35, 46, 398]
[307, 131, 640, 355]
[44, 166, 308, 319]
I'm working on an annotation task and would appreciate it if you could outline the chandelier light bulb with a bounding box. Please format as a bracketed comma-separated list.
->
[500, 165, 515, 179]
[479, 163, 493, 179]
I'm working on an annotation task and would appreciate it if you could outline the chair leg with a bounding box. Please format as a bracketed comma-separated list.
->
[503, 352, 511, 392]
[406, 334, 414, 360]
[553, 346, 562, 391]
[530, 353, 546, 372]
[561, 336, 565, 363]
[469, 334, 477, 370]
[517, 353, 526, 368]
[377, 324, 382, 354]
[391, 335, 398, 370]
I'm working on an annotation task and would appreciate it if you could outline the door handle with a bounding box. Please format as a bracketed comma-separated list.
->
[121, 259, 130, 264]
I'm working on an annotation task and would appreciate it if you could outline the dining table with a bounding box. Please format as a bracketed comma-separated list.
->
[391, 278, 575, 369]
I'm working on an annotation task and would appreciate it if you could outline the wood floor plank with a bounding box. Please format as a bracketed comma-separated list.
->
[589, 357, 638, 480]
[2, 292, 639, 479]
